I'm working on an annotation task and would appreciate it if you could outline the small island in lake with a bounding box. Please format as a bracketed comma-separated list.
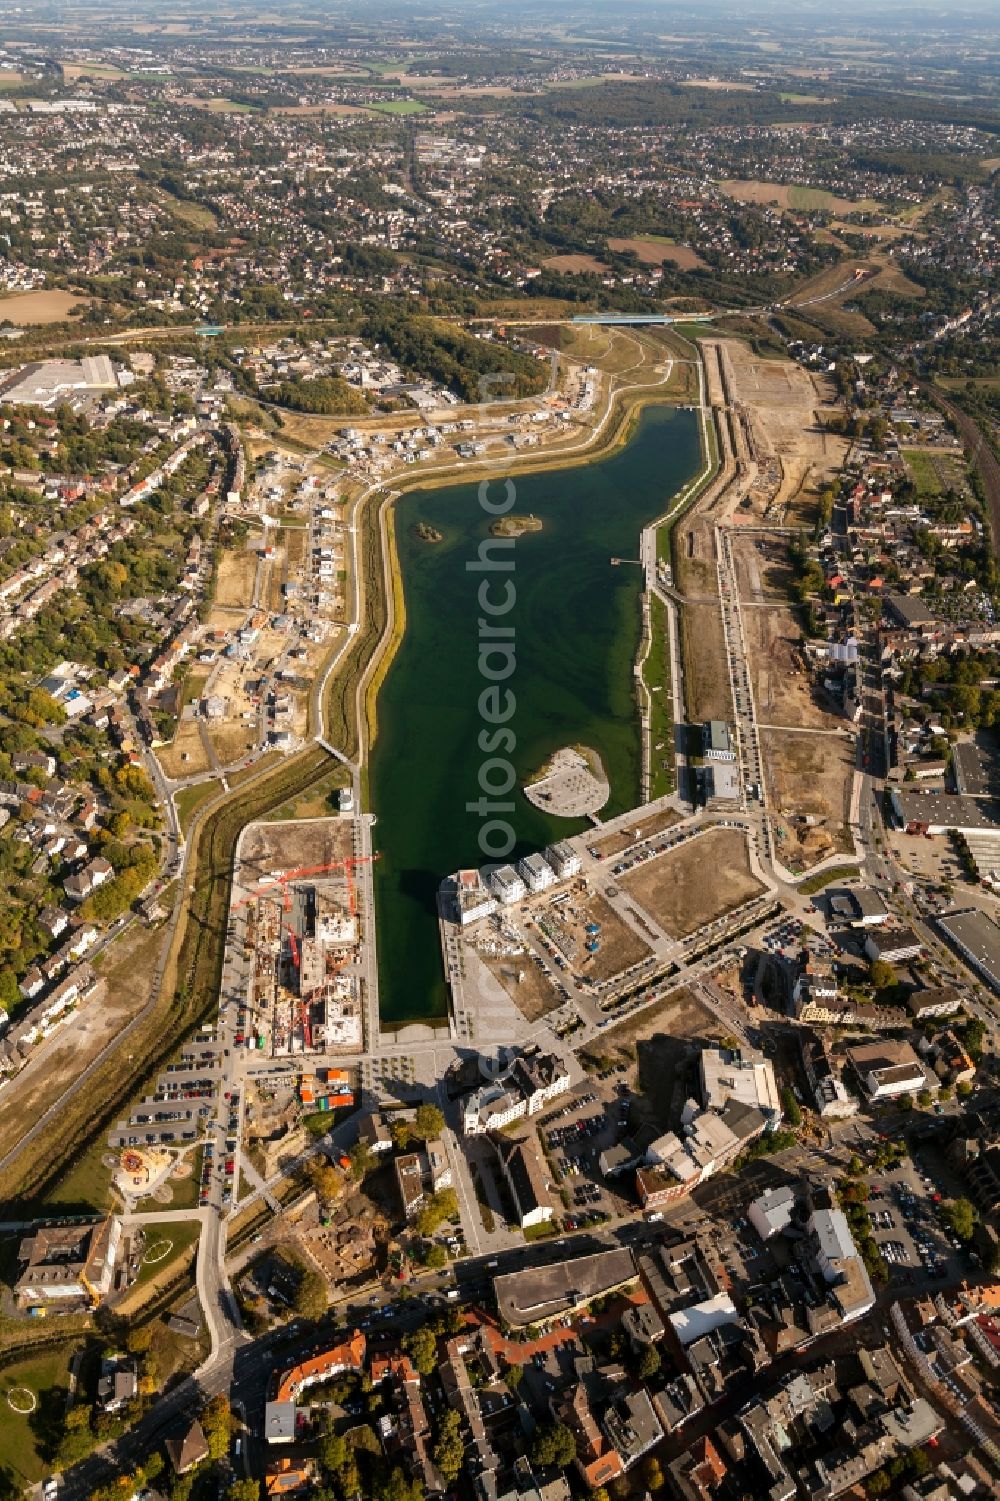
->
[490, 513, 543, 538]
[413, 521, 444, 544]
[523, 745, 609, 818]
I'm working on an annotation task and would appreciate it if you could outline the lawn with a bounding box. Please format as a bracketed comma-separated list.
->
[368, 99, 429, 115]
[0, 1345, 81, 1488]
[132, 1218, 203, 1289]
[176, 779, 220, 836]
[40, 1135, 115, 1214]
[643, 592, 675, 799]
[902, 448, 945, 498]
[266, 762, 351, 822]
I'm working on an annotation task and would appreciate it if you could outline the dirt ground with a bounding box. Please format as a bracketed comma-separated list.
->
[543, 253, 611, 275]
[237, 817, 356, 893]
[590, 807, 681, 858]
[741, 603, 844, 730]
[584, 986, 725, 1129]
[721, 339, 848, 511]
[0, 289, 89, 323]
[486, 954, 561, 1022]
[157, 720, 212, 779]
[681, 604, 731, 722]
[731, 533, 795, 603]
[578, 892, 652, 982]
[215, 546, 258, 609]
[206, 720, 257, 765]
[607, 237, 707, 270]
[0, 920, 166, 1158]
[621, 828, 763, 939]
[760, 728, 855, 871]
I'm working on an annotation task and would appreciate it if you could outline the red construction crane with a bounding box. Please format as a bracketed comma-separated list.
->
[233, 853, 379, 912]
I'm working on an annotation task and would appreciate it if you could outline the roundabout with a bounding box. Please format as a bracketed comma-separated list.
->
[6, 1386, 36, 1415]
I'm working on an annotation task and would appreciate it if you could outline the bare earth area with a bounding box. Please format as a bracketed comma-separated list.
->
[542, 253, 611, 275]
[607, 237, 708, 270]
[620, 828, 763, 939]
[0, 920, 165, 1158]
[761, 729, 855, 871]
[0, 288, 89, 323]
[237, 817, 355, 894]
[743, 603, 843, 730]
[589, 807, 681, 858]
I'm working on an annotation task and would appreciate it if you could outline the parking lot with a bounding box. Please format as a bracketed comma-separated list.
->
[539, 1076, 638, 1230]
[867, 1159, 969, 1289]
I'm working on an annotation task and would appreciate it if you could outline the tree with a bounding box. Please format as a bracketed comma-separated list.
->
[869, 959, 895, 991]
[505, 1364, 524, 1392]
[637, 1343, 661, 1380]
[424, 1243, 447, 1270]
[781, 1087, 802, 1128]
[416, 1187, 458, 1237]
[199, 1393, 235, 1461]
[414, 1102, 445, 1140]
[348, 1141, 375, 1181]
[307, 1159, 343, 1204]
[944, 1197, 977, 1241]
[433, 1409, 464, 1483]
[963, 1017, 986, 1059]
[917, 1089, 933, 1108]
[643, 1457, 665, 1491]
[530, 1421, 577, 1469]
[292, 1263, 328, 1322]
[391, 1119, 413, 1152]
[228, 1484, 259, 1501]
[405, 1325, 438, 1376]
[867, 1472, 891, 1497]
[319, 1432, 348, 1476]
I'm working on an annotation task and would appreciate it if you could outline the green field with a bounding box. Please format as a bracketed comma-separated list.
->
[40, 1135, 115, 1214]
[368, 99, 429, 115]
[0, 1345, 80, 1487]
[643, 593, 675, 799]
[132, 1218, 202, 1288]
[788, 185, 835, 210]
[176, 780, 220, 835]
[902, 448, 945, 498]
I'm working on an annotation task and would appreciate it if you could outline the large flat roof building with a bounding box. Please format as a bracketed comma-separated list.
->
[938, 907, 1000, 994]
[700, 1046, 781, 1123]
[493, 1248, 637, 1328]
[0, 355, 118, 408]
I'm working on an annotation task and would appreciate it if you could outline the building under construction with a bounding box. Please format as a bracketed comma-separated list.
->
[247, 871, 366, 1057]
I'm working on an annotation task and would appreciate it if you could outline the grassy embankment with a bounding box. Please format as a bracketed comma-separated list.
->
[642, 592, 675, 800]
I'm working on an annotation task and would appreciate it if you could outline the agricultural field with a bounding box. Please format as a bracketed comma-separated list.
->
[719, 179, 883, 216]
[0, 289, 89, 324]
[607, 236, 707, 270]
[621, 828, 763, 939]
[542, 253, 610, 275]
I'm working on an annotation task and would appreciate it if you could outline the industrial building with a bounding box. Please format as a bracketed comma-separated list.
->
[0, 354, 119, 407]
[938, 908, 1000, 995]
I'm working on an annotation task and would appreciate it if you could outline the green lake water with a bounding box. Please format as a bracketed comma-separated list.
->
[370, 404, 701, 1026]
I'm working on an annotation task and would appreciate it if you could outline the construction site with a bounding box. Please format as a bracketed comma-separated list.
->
[234, 817, 375, 1059]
